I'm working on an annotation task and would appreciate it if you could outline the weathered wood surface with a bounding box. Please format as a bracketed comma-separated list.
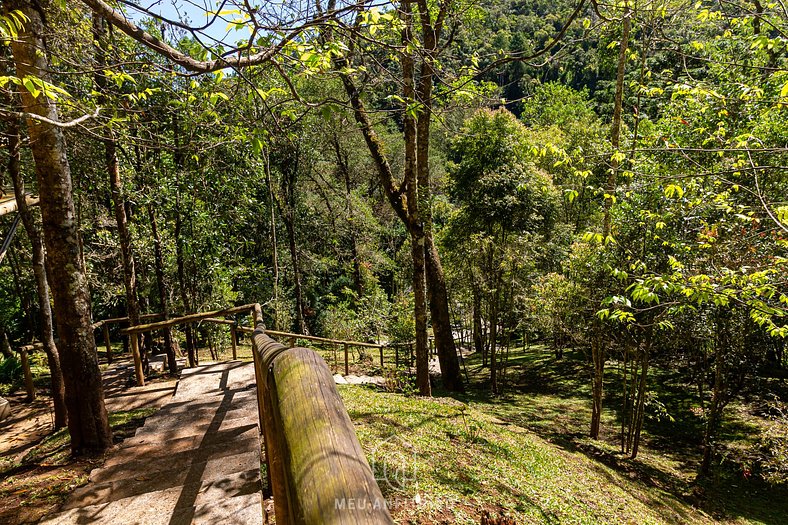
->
[252, 328, 394, 525]
[201, 318, 237, 326]
[14, 343, 44, 401]
[91, 312, 163, 330]
[0, 193, 39, 217]
[265, 329, 384, 349]
[121, 304, 259, 335]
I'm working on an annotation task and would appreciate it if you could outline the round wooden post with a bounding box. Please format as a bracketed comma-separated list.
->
[103, 323, 112, 364]
[333, 343, 338, 370]
[20, 348, 35, 401]
[395, 345, 399, 368]
[289, 337, 296, 348]
[343, 343, 349, 376]
[230, 325, 238, 360]
[131, 333, 145, 386]
[379, 345, 384, 368]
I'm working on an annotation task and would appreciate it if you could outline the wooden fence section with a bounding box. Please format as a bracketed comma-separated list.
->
[91, 313, 164, 364]
[109, 303, 262, 387]
[251, 326, 394, 525]
[15, 342, 43, 401]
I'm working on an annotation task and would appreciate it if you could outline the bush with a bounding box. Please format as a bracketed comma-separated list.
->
[0, 355, 21, 395]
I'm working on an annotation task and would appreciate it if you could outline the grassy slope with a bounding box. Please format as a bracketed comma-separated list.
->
[338, 346, 788, 525]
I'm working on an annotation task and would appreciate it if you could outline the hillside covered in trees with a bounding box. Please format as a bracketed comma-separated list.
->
[0, 0, 786, 523]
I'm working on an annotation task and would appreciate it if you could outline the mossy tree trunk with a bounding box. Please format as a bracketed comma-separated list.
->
[7, 0, 112, 452]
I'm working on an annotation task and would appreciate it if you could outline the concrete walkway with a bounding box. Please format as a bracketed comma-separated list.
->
[40, 361, 264, 525]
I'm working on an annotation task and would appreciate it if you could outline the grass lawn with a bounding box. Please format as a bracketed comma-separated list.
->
[338, 344, 788, 524]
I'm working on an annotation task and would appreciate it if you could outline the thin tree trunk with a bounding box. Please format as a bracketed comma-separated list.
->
[590, 334, 605, 440]
[631, 335, 651, 459]
[334, 137, 364, 297]
[172, 114, 196, 367]
[149, 204, 178, 375]
[284, 216, 307, 335]
[603, 6, 632, 238]
[175, 209, 196, 367]
[472, 285, 484, 357]
[93, 15, 143, 370]
[701, 311, 728, 476]
[263, 150, 281, 329]
[8, 246, 32, 340]
[413, 0, 463, 393]
[7, 116, 67, 428]
[8, 0, 112, 452]
[401, 1, 430, 395]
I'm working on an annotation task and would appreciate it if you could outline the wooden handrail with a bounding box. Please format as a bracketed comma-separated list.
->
[91, 312, 164, 330]
[251, 326, 394, 524]
[97, 304, 261, 386]
[264, 329, 384, 349]
[120, 304, 259, 335]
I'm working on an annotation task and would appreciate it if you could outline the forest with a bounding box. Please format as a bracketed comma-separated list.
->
[0, 0, 786, 523]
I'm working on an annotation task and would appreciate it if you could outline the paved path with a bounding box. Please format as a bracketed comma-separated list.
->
[40, 361, 264, 525]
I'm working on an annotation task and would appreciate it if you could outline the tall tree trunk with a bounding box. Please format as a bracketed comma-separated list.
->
[701, 310, 728, 476]
[424, 239, 463, 391]
[263, 150, 281, 329]
[284, 215, 307, 335]
[413, 0, 463, 392]
[172, 115, 196, 367]
[93, 14, 143, 368]
[472, 284, 484, 357]
[149, 205, 178, 374]
[334, 137, 364, 297]
[106, 139, 143, 346]
[7, 0, 112, 452]
[7, 115, 67, 428]
[174, 209, 196, 367]
[630, 335, 650, 459]
[590, 334, 605, 440]
[603, 6, 631, 238]
[590, 4, 631, 442]
[402, 1, 430, 395]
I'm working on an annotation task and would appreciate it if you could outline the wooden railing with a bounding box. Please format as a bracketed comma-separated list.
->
[118, 304, 261, 386]
[92, 304, 395, 523]
[91, 313, 164, 364]
[250, 325, 394, 524]
[15, 342, 43, 401]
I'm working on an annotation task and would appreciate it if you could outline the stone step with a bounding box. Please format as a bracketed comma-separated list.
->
[150, 396, 257, 417]
[104, 434, 260, 470]
[139, 406, 256, 434]
[46, 362, 264, 524]
[121, 421, 259, 451]
[170, 391, 256, 405]
[133, 414, 258, 439]
[66, 450, 260, 508]
[91, 436, 261, 483]
[45, 483, 262, 525]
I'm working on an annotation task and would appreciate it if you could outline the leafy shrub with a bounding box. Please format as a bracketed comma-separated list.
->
[387, 293, 415, 344]
[0, 355, 21, 395]
[383, 367, 417, 396]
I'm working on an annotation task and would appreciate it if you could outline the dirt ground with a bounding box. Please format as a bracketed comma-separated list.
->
[0, 357, 179, 524]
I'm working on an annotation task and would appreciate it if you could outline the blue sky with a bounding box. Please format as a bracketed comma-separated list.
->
[127, 0, 249, 46]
